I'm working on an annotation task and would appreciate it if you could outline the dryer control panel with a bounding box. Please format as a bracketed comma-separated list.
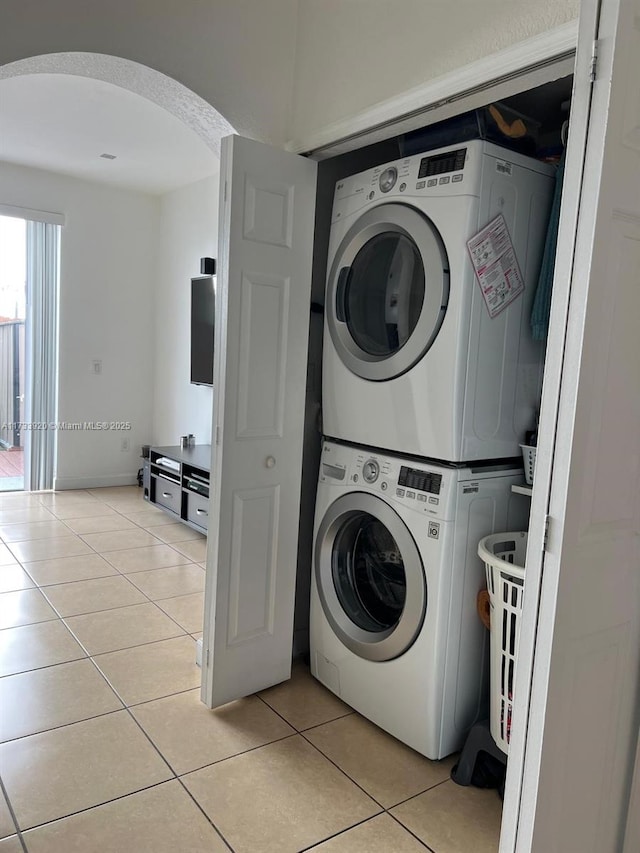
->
[417, 147, 467, 179]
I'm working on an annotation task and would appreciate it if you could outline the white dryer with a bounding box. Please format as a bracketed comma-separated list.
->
[322, 140, 555, 462]
[310, 440, 527, 759]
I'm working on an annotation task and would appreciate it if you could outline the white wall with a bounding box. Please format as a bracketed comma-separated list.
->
[1, 0, 581, 149]
[0, 0, 298, 146]
[152, 173, 220, 447]
[0, 161, 158, 489]
[288, 0, 580, 143]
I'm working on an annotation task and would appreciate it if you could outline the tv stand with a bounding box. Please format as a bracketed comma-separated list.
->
[142, 444, 211, 533]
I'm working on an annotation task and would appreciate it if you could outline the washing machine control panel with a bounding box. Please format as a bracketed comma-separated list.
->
[321, 443, 451, 516]
[398, 465, 442, 495]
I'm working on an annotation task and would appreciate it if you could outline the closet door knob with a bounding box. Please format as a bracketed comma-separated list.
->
[265, 456, 276, 469]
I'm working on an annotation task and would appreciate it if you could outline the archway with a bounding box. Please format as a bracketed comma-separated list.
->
[0, 52, 234, 489]
[0, 52, 236, 152]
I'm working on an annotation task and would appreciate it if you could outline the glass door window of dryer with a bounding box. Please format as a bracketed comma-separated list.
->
[327, 204, 450, 382]
[346, 233, 425, 358]
[315, 492, 426, 662]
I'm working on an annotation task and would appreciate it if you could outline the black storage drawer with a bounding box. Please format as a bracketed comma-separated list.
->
[154, 475, 182, 515]
[187, 492, 209, 531]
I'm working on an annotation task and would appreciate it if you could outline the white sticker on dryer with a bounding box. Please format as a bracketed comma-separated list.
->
[467, 213, 525, 318]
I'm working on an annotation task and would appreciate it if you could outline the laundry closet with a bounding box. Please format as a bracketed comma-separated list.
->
[291, 75, 574, 765]
[202, 73, 574, 703]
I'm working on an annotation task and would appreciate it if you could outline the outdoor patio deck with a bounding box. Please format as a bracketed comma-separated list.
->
[0, 448, 24, 491]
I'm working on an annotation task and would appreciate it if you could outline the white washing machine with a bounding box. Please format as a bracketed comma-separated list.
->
[322, 140, 555, 462]
[310, 440, 528, 759]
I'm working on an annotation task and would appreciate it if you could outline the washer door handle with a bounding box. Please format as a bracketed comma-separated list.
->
[336, 266, 350, 323]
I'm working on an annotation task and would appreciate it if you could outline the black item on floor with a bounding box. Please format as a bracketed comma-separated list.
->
[451, 720, 507, 798]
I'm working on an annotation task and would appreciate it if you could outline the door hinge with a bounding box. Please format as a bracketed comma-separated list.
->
[590, 40, 599, 82]
[206, 648, 210, 667]
[224, 181, 228, 202]
[215, 425, 221, 445]
[543, 514, 551, 551]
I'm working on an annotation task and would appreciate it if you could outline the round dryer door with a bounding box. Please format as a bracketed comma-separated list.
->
[315, 492, 426, 661]
[327, 203, 449, 381]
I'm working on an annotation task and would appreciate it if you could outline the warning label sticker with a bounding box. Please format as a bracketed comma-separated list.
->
[467, 213, 524, 318]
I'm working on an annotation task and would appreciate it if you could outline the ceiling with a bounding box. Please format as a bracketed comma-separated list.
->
[0, 74, 219, 195]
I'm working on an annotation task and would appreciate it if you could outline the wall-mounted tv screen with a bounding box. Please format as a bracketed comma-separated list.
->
[191, 275, 215, 386]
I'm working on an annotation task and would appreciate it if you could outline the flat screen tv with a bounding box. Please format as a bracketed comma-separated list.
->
[191, 275, 215, 386]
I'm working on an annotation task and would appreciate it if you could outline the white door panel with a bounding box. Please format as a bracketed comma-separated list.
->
[504, 0, 640, 849]
[201, 135, 317, 708]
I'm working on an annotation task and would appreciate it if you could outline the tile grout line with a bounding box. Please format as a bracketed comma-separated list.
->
[11, 491, 196, 568]
[0, 704, 126, 746]
[20, 494, 206, 648]
[173, 775, 236, 853]
[297, 728, 388, 811]
[59, 598, 192, 646]
[3, 491, 226, 846]
[0, 631, 201, 682]
[77, 596, 237, 853]
[18, 557, 204, 590]
[0, 773, 28, 852]
[13, 779, 181, 839]
[171, 730, 300, 779]
[9, 567, 192, 661]
[387, 811, 437, 852]
[38, 581, 205, 619]
[296, 813, 390, 852]
[256, 692, 456, 847]
[1, 491, 446, 851]
[36, 582, 203, 618]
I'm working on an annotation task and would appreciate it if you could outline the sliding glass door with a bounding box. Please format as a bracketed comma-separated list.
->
[0, 215, 26, 492]
[0, 212, 60, 492]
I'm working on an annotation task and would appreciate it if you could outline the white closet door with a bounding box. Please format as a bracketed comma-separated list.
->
[503, 0, 640, 849]
[201, 135, 317, 708]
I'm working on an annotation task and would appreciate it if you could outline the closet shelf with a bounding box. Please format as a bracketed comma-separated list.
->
[512, 484, 533, 497]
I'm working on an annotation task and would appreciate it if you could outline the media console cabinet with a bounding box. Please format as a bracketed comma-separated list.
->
[142, 444, 211, 534]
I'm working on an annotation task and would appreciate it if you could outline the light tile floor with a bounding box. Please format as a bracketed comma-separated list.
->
[0, 486, 502, 852]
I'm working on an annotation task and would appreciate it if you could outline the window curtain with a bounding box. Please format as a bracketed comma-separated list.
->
[26, 221, 59, 491]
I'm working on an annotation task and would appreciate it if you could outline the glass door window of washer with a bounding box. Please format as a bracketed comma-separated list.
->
[314, 492, 427, 662]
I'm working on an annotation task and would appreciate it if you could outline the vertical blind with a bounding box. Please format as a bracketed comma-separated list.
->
[26, 221, 59, 491]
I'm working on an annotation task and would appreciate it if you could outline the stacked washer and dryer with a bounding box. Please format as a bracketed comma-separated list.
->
[310, 140, 555, 759]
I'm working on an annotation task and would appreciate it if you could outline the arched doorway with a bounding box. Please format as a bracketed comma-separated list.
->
[0, 53, 235, 490]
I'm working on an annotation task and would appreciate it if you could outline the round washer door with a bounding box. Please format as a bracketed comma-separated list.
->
[326, 203, 449, 381]
[315, 492, 427, 662]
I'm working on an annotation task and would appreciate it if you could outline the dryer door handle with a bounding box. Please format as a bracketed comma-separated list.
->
[336, 266, 350, 322]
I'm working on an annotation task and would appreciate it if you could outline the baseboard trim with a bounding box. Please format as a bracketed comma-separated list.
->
[53, 473, 139, 490]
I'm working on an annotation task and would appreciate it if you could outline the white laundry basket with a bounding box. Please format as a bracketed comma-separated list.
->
[520, 444, 536, 485]
[478, 531, 527, 754]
